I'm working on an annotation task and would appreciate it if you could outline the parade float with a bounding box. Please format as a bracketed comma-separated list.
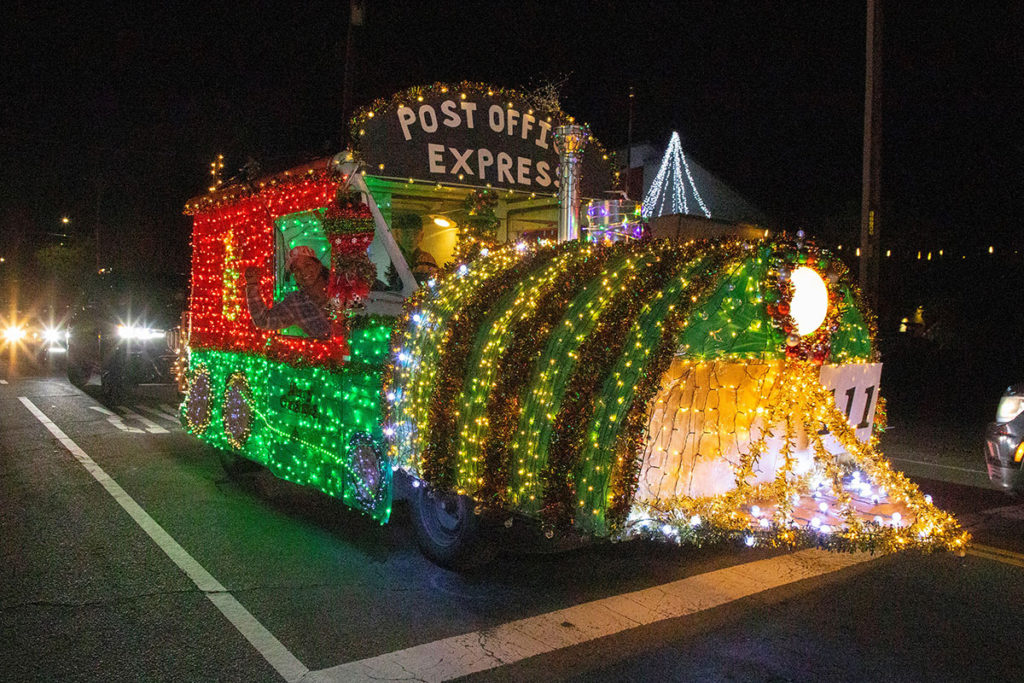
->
[181, 82, 967, 568]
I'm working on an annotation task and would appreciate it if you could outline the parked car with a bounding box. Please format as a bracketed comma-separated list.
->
[65, 272, 186, 397]
[984, 384, 1024, 492]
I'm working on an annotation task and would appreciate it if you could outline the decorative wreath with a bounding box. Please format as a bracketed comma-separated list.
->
[762, 239, 847, 363]
[223, 372, 254, 449]
[184, 365, 212, 434]
[347, 432, 388, 507]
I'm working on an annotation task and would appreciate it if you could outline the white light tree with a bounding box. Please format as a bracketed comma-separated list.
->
[641, 131, 711, 220]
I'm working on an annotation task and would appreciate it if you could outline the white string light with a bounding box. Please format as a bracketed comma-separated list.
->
[641, 132, 712, 220]
[678, 137, 711, 218]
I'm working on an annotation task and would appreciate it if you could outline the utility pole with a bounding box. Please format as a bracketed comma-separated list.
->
[860, 0, 883, 308]
[340, 0, 364, 151]
[626, 88, 635, 167]
[95, 180, 104, 273]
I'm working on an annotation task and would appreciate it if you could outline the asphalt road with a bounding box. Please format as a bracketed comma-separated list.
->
[2, 366, 1023, 682]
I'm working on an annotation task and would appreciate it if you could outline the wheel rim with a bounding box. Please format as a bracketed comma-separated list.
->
[420, 490, 467, 546]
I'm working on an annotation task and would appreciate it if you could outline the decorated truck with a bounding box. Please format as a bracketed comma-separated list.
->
[180, 82, 966, 568]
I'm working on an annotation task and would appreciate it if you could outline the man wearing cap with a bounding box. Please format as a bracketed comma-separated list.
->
[244, 246, 332, 339]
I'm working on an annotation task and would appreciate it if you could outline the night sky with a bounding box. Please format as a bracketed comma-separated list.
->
[2, 1, 1022, 277]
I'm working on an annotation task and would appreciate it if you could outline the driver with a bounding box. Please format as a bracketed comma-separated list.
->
[244, 246, 331, 339]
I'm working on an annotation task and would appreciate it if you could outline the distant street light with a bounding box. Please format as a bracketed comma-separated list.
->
[61, 216, 71, 225]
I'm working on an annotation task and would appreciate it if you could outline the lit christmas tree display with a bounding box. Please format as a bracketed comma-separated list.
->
[641, 131, 712, 220]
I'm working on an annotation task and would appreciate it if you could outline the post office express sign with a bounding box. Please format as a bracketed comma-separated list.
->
[354, 86, 611, 196]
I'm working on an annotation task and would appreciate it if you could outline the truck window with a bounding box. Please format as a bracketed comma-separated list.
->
[273, 210, 331, 337]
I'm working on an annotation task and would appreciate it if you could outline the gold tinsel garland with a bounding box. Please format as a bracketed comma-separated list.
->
[624, 361, 970, 554]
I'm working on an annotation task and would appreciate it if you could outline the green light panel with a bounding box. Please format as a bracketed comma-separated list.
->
[183, 317, 394, 523]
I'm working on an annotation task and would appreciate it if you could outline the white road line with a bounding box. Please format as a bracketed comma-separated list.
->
[89, 405, 145, 433]
[309, 548, 874, 683]
[138, 403, 182, 424]
[118, 405, 170, 433]
[0, 379, 8, 384]
[968, 543, 1024, 569]
[887, 456, 986, 475]
[19, 397, 308, 682]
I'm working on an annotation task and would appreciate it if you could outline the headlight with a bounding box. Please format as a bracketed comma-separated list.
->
[995, 395, 1024, 424]
[42, 327, 64, 344]
[3, 325, 26, 343]
[117, 324, 166, 340]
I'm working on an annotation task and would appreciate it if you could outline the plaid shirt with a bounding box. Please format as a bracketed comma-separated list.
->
[246, 283, 332, 340]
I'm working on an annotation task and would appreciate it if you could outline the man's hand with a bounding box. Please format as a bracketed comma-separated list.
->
[244, 266, 262, 286]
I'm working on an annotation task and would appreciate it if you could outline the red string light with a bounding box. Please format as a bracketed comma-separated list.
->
[188, 174, 347, 366]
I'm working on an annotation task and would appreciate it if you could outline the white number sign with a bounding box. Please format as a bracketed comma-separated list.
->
[817, 363, 883, 444]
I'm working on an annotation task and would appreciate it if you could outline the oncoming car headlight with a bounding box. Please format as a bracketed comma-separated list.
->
[995, 394, 1024, 424]
[117, 324, 165, 341]
[3, 325, 27, 343]
[42, 327, 65, 344]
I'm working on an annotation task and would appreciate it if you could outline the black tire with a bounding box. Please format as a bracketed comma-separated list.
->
[218, 449, 261, 478]
[101, 352, 130, 400]
[410, 485, 496, 570]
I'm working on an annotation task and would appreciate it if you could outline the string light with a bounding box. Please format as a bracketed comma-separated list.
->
[641, 131, 711, 220]
[208, 154, 225, 193]
[182, 168, 393, 522]
[223, 372, 253, 449]
[347, 80, 618, 189]
[184, 365, 212, 433]
[379, 234, 963, 553]
[183, 326, 393, 522]
[627, 359, 967, 553]
[188, 171, 346, 365]
[181, 157, 965, 554]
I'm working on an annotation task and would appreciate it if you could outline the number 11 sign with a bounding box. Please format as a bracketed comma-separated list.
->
[818, 363, 883, 445]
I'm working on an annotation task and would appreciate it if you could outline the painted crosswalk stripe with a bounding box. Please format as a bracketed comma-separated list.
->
[117, 406, 169, 433]
[136, 404, 181, 425]
[90, 405, 145, 433]
[160, 402, 182, 417]
[19, 397, 309, 682]
[309, 548, 874, 682]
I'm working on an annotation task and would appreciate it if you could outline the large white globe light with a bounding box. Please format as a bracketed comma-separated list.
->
[790, 266, 828, 336]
